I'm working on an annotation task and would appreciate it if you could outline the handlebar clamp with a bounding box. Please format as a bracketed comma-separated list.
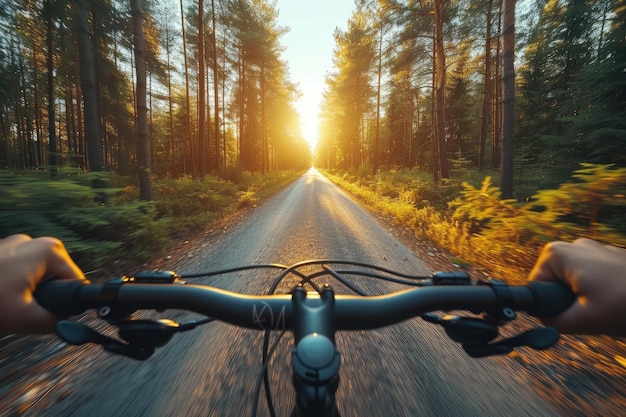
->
[99, 277, 136, 320]
[485, 278, 514, 307]
[480, 279, 517, 323]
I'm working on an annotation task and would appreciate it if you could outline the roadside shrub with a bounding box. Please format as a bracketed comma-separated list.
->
[57, 202, 169, 266]
[447, 164, 626, 272]
[220, 165, 244, 183]
[237, 191, 259, 208]
[375, 180, 399, 199]
[0, 171, 128, 269]
[324, 164, 626, 281]
[155, 177, 237, 216]
[523, 164, 626, 243]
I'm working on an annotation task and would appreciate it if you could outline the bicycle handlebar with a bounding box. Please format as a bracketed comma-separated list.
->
[34, 278, 574, 331]
[32, 266, 576, 417]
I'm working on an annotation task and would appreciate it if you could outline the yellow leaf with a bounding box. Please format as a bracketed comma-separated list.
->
[615, 355, 626, 369]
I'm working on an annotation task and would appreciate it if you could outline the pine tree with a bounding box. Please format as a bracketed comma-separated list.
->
[561, 0, 626, 166]
[518, 0, 602, 182]
[320, 8, 375, 170]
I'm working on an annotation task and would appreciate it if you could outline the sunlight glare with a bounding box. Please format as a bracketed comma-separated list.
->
[296, 86, 321, 153]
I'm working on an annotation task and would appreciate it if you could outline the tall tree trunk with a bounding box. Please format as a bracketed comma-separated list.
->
[180, 0, 192, 176]
[597, 0, 610, 62]
[415, 88, 422, 169]
[131, 0, 152, 200]
[65, 75, 76, 166]
[73, 50, 86, 171]
[0, 111, 7, 167]
[492, 3, 502, 169]
[433, 0, 449, 179]
[165, 16, 176, 177]
[211, 0, 220, 172]
[44, 0, 57, 176]
[74, 0, 104, 172]
[32, 42, 43, 168]
[13, 87, 24, 169]
[500, 0, 516, 199]
[479, 0, 493, 171]
[60, 21, 77, 168]
[222, 39, 227, 168]
[409, 85, 414, 168]
[198, 0, 206, 177]
[431, 59, 439, 183]
[373, 25, 382, 175]
[261, 67, 268, 174]
[238, 51, 245, 167]
[62, 14, 78, 168]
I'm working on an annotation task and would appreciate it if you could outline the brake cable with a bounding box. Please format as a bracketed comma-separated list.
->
[48, 262, 563, 417]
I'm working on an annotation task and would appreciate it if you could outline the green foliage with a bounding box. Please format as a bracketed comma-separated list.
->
[526, 164, 626, 240]
[517, 0, 624, 186]
[237, 170, 304, 200]
[449, 164, 626, 271]
[557, 1, 626, 168]
[1, 169, 302, 270]
[450, 177, 520, 235]
[362, 170, 464, 211]
[0, 171, 129, 268]
[155, 177, 237, 216]
[329, 164, 626, 281]
[237, 191, 259, 208]
[220, 165, 245, 183]
[324, 169, 461, 230]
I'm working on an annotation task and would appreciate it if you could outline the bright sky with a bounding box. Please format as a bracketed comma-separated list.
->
[275, 1, 356, 150]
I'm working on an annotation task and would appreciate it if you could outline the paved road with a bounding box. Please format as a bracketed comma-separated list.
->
[1, 168, 562, 417]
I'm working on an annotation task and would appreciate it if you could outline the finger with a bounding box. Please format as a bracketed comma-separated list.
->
[28, 237, 86, 284]
[572, 237, 604, 249]
[571, 237, 626, 257]
[603, 244, 626, 255]
[0, 234, 33, 252]
[542, 300, 611, 335]
[528, 241, 572, 283]
[1, 233, 32, 248]
[40, 237, 85, 282]
[25, 238, 83, 332]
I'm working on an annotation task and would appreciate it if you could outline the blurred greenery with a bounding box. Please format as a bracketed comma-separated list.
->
[0, 169, 302, 270]
[324, 164, 626, 281]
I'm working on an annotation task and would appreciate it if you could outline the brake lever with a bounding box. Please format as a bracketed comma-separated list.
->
[421, 313, 560, 358]
[56, 321, 155, 360]
[55, 317, 206, 361]
[462, 327, 560, 358]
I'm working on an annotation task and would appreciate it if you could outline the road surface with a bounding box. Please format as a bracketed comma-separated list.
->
[1, 168, 563, 416]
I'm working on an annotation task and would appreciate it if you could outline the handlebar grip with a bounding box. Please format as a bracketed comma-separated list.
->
[524, 281, 576, 317]
[33, 279, 90, 316]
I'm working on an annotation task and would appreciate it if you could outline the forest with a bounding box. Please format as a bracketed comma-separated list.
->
[317, 0, 625, 199]
[1, 0, 625, 197]
[0, 0, 312, 188]
[1, 0, 625, 270]
[312, 0, 626, 275]
[1, 0, 315, 265]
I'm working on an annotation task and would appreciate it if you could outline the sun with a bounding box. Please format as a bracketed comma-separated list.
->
[296, 89, 321, 153]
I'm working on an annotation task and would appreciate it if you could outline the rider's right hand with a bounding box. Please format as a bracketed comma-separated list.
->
[0, 234, 85, 335]
[528, 238, 626, 337]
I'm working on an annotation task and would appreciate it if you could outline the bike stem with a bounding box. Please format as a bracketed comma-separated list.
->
[291, 284, 341, 417]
